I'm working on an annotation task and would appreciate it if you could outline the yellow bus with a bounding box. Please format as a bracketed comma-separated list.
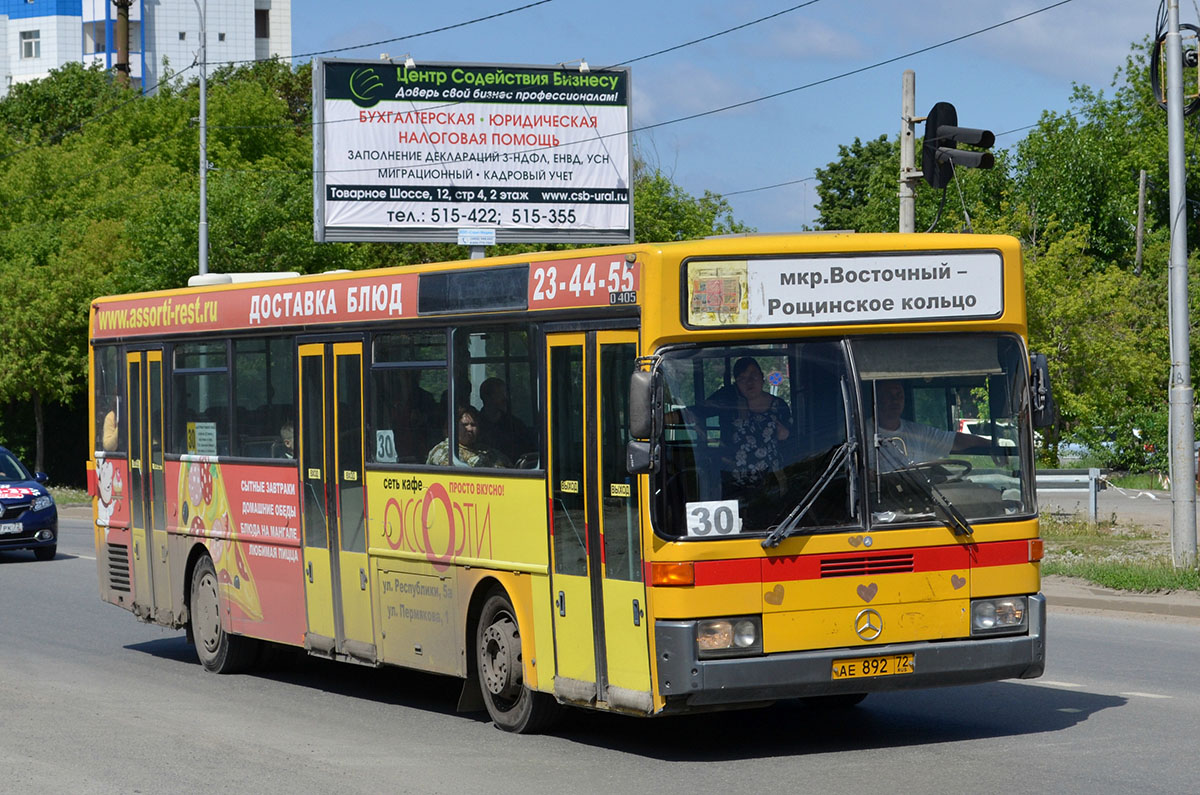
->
[89, 232, 1052, 732]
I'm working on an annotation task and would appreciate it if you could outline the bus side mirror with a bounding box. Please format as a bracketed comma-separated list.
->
[629, 369, 659, 440]
[626, 440, 657, 474]
[628, 369, 661, 474]
[1029, 353, 1057, 429]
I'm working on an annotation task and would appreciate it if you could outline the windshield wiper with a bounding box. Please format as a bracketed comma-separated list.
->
[762, 441, 854, 549]
[878, 439, 974, 536]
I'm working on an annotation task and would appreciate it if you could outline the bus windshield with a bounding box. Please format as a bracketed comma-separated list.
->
[650, 333, 1034, 540]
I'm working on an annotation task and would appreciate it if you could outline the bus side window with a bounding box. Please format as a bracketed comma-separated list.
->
[232, 337, 295, 458]
[171, 342, 230, 456]
[94, 345, 124, 454]
[370, 331, 448, 465]
[455, 325, 538, 468]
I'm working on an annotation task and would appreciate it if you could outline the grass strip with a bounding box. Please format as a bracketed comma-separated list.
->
[1043, 557, 1200, 592]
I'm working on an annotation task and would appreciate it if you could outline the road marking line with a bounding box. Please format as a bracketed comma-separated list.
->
[1029, 680, 1082, 689]
[1120, 691, 1172, 699]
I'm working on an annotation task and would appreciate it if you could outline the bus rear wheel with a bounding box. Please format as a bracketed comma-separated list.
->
[189, 555, 257, 674]
[476, 589, 559, 733]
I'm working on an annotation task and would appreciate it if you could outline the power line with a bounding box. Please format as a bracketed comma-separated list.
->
[0, 2, 551, 161]
[637, 0, 1076, 133]
[285, 0, 1080, 180]
[214, 1, 834, 132]
[264, 0, 554, 64]
[10, 1, 1083, 213]
[723, 176, 816, 197]
[602, 1, 826, 68]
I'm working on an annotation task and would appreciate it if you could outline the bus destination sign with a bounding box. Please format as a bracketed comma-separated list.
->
[687, 252, 1004, 327]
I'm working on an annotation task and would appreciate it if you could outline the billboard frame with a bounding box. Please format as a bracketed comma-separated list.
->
[313, 57, 634, 246]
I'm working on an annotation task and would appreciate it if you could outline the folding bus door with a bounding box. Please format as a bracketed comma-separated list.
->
[126, 349, 170, 622]
[297, 341, 375, 662]
[546, 329, 650, 712]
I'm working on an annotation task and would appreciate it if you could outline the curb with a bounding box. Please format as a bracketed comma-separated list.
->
[1042, 576, 1200, 619]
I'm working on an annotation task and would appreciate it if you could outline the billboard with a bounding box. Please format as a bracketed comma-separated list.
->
[313, 59, 633, 245]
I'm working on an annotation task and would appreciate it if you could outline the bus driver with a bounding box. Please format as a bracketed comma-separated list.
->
[874, 380, 988, 469]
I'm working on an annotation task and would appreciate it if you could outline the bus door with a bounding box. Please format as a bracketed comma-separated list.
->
[297, 341, 375, 662]
[126, 349, 170, 622]
[546, 329, 651, 712]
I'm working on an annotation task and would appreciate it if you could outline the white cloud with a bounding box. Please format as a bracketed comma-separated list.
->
[761, 17, 867, 61]
[632, 62, 751, 126]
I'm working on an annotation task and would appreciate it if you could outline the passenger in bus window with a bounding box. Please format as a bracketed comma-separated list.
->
[478, 377, 532, 463]
[427, 405, 510, 468]
[272, 422, 295, 459]
[873, 380, 988, 469]
[711, 357, 792, 502]
[101, 397, 119, 453]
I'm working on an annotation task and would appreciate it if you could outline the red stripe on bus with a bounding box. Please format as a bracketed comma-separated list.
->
[693, 558, 760, 586]
[969, 538, 1030, 567]
[679, 541, 1030, 587]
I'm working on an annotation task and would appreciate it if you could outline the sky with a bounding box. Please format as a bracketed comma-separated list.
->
[290, 0, 1152, 234]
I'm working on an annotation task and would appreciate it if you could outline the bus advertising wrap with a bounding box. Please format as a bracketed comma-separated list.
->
[92, 272, 419, 339]
[314, 59, 633, 244]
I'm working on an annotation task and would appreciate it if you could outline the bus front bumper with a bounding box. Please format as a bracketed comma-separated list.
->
[654, 594, 1046, 707]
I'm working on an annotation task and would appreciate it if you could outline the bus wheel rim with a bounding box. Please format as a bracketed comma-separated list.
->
[480, 617, 520, 700]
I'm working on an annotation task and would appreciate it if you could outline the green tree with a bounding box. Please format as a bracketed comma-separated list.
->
[812, 133, 1010, 234]
[813, 135, 894, 231]
[632, 166, 751, 242]
[0, 61, 751, 479]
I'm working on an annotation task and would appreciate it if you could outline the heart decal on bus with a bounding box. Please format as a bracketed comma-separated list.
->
[764, 584, 785, 605]
[857, 583, 878, 603]
[951, 574, 966, 589]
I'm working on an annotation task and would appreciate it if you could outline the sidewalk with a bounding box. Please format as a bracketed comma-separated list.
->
[1042, 574, 1200, 619]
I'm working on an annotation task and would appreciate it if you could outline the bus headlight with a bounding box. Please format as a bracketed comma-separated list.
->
[696, 616, 762, 658]
[971, 597, 1028, 636]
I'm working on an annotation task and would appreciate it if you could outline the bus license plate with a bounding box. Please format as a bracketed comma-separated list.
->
[831, 653, 915, 680]
[0, 522, 22, 535]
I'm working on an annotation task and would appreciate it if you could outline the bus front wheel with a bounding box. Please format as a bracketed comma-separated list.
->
[476, 589, 559, 733]
[189, 555, 257, 674]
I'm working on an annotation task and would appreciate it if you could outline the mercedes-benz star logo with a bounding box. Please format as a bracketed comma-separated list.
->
[855, 608, 883, 641]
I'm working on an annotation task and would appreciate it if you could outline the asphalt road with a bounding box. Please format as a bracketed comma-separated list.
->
[2, 515, 1197, 794]
[1038, 483, 1179, 532]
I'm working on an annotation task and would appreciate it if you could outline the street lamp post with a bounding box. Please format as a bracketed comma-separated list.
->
[195, 0, 208, 275]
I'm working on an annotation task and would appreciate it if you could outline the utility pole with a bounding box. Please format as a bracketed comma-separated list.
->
[195, 0, 209, 275]
[114, 0, 133, 87]
[899, 70, 920, 233]
[1165, 0, 1196, 568]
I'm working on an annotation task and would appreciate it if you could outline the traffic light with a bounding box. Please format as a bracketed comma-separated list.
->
[922, 102, 995, 189]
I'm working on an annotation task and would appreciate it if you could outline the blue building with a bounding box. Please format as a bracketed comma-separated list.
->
[1, 0, 291, 95]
